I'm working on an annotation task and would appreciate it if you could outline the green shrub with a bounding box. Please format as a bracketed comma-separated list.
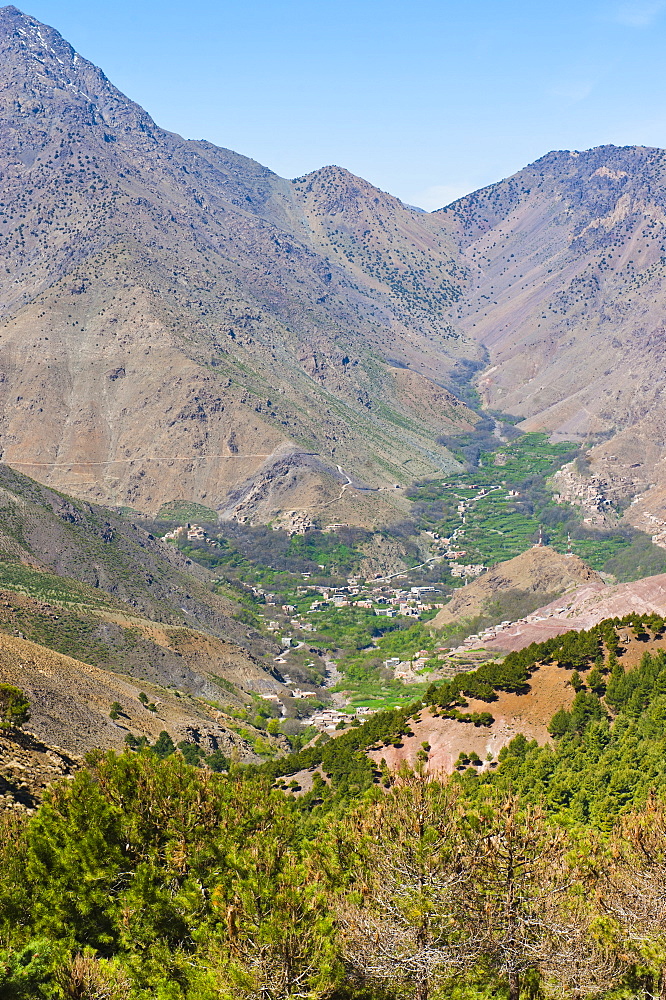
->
[0, 684, 30, 730]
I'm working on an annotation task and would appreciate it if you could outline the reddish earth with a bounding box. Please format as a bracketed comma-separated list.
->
[433, 547, 600, 629]
[479, 574, 666, 653]
[368, 661, 575, 775]
[370, 629, 666, 775]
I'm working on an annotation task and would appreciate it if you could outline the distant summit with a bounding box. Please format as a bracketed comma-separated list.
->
[0, 7, 478, 521]
[2, 7, 666, 541]
[439, 142, 666, 540]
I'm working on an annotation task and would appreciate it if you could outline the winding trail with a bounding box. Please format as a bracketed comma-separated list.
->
[373, 553, 447, 584]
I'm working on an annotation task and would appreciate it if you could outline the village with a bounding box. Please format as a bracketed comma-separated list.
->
[155, 442, 645, 733]
[159, 518, 496, 729]
[160, 482, 573, 731]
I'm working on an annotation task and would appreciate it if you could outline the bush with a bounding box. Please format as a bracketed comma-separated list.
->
[0, 938, 62, 999]
[0, 684, 30, 730]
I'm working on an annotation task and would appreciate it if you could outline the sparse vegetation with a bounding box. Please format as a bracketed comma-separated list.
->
[0, 684, 29, 729]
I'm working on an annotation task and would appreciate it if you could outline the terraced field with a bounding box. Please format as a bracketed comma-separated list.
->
[409, 432, 666, 577]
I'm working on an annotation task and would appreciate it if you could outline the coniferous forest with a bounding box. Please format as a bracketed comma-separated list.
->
[4, 617, 666, 999]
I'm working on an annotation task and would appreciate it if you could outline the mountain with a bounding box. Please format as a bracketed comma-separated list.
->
[0, 6, 479, 527]
[0, 462, 270, 653]
[4, 8, 666, 543]
[369, 660, 576, 775]
[0, 464, 292, 758]
[432, 546, 602, 628]
[440, 145, 666, 538]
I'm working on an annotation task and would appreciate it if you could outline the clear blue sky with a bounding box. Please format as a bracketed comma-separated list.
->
[17, 0, 666, 209]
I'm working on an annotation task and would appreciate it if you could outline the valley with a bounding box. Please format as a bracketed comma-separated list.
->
[3, 416, 665, 796]
[3, 6, 666, 999]
[2, 0, 666, 785]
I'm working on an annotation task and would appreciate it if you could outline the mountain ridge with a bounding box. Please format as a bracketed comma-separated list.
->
[436, 143, 666, 540]
[4, 7, 666, 544]
[0, 5, 480, 523]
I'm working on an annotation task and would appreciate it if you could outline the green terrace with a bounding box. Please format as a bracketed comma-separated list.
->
[0, 561, 119, 610]
[409, 432, 666, 579]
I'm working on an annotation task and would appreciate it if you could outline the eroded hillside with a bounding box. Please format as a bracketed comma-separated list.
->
[439, 146, 666, 537]
[0, 5, 480, 523]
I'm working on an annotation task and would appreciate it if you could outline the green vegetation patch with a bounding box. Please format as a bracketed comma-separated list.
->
[4, 616, 666, 998]
[0, 562, 114, 610]
[155, 500, 218, 522]
[409, 431, 666, 578]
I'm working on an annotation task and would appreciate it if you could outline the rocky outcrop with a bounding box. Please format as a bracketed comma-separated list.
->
[0, 727, 80, 814]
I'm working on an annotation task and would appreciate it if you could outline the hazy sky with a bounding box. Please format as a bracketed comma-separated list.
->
[18, 0, 666, 209]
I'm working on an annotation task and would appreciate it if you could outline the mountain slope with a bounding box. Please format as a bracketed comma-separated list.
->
[0, 631, 259, 756]
[440, 145, 666, 535]
[0, 465, 292, 765]
[371, 625, 666, 774]
[0, 464, 289, 703]
[0, 464, 249, 638]
[0, 6, 479, 523]
[432, 546, 602, 628]
[473, 572, 666, 653]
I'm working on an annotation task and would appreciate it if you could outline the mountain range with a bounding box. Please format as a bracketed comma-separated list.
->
[0, 5, 479, 529]
[3, 6, 666, 540]
[442, 147, 666, 539]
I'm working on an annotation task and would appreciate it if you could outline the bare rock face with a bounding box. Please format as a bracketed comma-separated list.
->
[0, 6, 479, 522]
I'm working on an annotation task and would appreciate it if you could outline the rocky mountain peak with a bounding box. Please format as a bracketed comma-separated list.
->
[293, 163, 408, 224]
[0, 5, 157, 137]
[441, 143, 666, 241]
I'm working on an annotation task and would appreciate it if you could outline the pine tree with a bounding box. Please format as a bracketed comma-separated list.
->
[570, 670, 585, 693]
[152, 731, 175, 759]
[338, 766, 467, 1000]
[548, 708, 570, 739]
[460, 797, 575, 1000]
[587, 666, 606, 697]
[0, 684, 30, 729]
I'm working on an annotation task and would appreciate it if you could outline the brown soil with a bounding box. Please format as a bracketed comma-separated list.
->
[0, 631, 268, 760]
[433, 547, 601, 628]
[370, 630, 666, 776]
[369, 661, 575, 775]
